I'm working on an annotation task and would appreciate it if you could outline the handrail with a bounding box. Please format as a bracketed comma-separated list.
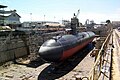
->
[87, 30, 112, 80]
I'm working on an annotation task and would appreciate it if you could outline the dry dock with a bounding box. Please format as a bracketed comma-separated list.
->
[1, 29, 120, 80]
[0, 47, 95, 80]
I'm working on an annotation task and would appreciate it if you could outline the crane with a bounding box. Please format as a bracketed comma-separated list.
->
[74, 9, 80, 18]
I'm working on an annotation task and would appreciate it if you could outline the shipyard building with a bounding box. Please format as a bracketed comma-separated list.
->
[0, 5, 21, 28]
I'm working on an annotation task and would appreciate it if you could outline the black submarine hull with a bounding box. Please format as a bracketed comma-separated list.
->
[38, 31, 95, 62]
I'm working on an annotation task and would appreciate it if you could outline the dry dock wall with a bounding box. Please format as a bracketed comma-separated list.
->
[0, 34, 29, 64]
[0, 31, 63, 64]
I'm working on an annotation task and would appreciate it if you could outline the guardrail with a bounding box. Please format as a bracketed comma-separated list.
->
[88, 30, 113, 80]
[77, 30, 113, 80]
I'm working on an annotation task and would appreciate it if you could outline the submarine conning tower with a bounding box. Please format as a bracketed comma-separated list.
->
[71, 9, 80, 35]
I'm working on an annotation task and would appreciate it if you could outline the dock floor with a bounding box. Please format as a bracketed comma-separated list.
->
[0, 48, 95, 80]
[112, 29, 120, 80]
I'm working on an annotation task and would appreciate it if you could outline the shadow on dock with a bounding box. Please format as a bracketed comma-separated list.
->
[14, 56, 45, 68]
[38, 45, 93, 80]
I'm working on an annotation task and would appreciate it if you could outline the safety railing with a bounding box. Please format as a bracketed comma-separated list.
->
[77, 30, 113, 80]
[88, 30, 112, 80]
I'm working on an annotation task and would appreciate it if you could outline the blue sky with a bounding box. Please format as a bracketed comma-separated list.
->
[0, 0, 120, 23]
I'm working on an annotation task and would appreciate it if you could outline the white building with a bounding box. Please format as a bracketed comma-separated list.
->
[3, 12, 21, 25]
[0, 5, 21, 28]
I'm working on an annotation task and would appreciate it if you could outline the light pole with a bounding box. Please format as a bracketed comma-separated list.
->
[44, 15, 45, 21]
[54, 16, 56, 22]
[30, 13, 32, 27]
[30, 13, 32, 22]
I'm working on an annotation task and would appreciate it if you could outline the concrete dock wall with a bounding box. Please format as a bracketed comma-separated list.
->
[0, 36, 29, 64]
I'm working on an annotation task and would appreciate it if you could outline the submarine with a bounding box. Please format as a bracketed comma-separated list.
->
[38, 10, 96, 62]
